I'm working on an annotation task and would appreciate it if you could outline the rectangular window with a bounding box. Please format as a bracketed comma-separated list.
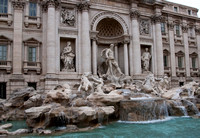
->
[0, 45, 7, 61]
[0, 82, 6, 99]
[28, 47, 36, 62]
[192, 57, 196, 68]
[0, 0, 8, 14]
[161, 23, 165, 34]
[174, 7, 178, 12]
[29, 2, 37, 17]
[188, 10, 191, 15]
[178, 57, 182, 68]
[175, 25, 180, 36]
[164, 55, 168, 67]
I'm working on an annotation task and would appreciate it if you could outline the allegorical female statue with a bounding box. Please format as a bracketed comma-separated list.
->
[141, 48, 151, 72]
[61, 41, 75, 71]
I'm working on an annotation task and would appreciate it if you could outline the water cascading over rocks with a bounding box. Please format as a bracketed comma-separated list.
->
[120, 98, 169, 121]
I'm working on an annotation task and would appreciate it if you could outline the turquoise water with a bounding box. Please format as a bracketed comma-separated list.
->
[21, 117, 200, 138]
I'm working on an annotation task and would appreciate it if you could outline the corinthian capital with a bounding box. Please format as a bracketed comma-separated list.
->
[42, 0, 60, 11]
[130, 10, 140, 19]
[12, 0, 25, 10]
[151, 15, 164, 24]
[77, 1, 90, 11]
[182, 25, 188, 33]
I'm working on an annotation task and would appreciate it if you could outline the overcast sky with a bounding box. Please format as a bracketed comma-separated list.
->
[166, 0, 200, 17]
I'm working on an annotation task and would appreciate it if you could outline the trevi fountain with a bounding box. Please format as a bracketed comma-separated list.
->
[0, 44, 200, 137]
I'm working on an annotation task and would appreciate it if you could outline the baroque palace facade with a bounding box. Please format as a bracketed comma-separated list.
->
[0, 0, 200, 99]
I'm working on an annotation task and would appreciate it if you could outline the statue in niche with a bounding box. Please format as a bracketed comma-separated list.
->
[61, 41, 75, 72]
[141, 48, 151, 72]
[101, 44, 123, 77]
[61, 8, 75, 26]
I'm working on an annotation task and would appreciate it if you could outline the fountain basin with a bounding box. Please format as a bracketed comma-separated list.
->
[120, 98, 168, 121]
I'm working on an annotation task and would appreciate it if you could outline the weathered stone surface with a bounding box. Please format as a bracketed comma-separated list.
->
[87, 90, 124, 106]
[0, 123, 12, 130]
[71, 98, 89, 107]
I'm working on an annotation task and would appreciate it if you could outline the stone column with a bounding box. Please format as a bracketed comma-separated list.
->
[45, 1, 59, 74]
[196, 28, 200, 70]
[182, 25, 190, 77]
[92, 38, 97, 75]
[124, 41, 129, 75]
[12, 1, 25, 74]
[152, 15, 164, 76]
[168, 22, 176, 77]
[78, 1, 91, 73]
[114, 46, 118, 63]
[130, 10, 141, 75]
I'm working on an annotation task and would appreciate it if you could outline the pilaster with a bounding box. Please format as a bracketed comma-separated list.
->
[42, 0, 60, 74]
[123, 41, 129, 76]
[78, 1, 91, 73]
[152, 15, 164, 76]
[195, 28, 200, 73]
[130, 10, 141, 76]
[182, 25, 190, 77]
[168, 22, 176, 77]
[12, 1, 25, 74]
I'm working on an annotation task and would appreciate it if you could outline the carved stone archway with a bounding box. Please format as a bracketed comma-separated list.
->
[91, 11, 130, 44]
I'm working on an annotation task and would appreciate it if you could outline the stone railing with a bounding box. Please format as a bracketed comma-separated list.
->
[0, 60, 12, 73]
[176, 67, 185, 77]
[24, 16, 41, 29]
[23, 61, 41, 74]
[190, 68, 199, 77]
[0, 13, 12, 26]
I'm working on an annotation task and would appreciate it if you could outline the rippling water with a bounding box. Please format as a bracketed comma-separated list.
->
[19, 117, 200, 138]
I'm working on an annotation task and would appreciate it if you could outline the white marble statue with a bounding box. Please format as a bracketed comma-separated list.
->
[78, 72, 93, 92]
[101, 44, 123, 77]
[156, 75, 170, 94]
[141, 48, 151, 72]
[61, 41, 75, 71]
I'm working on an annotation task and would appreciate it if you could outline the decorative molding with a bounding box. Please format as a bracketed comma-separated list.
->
[12, 0, 25, 10]
[58, 29, 78, 35]
[195, 28, 200, 35]
[42, 0, 60, 11]
[130, 10, 140, 19]
[168, 22, 174, 31]
[77, 1, 90, 11]
[151, 15, 163, 24]
[182, 25, 188, 33]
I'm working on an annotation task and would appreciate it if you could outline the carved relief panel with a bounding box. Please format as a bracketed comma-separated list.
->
[60, 7, 76, 27]
[140, 19, 150, 36]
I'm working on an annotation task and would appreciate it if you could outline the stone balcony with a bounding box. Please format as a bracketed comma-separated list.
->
[176, 67, 185, 77]
[164, 67, 171, 76]
[24, 16, 41, 29]
[190, 68, 199, 77]
[23, 61, 41, 74]
[0, 60, 12, 73]
[0, 13, 12, 26]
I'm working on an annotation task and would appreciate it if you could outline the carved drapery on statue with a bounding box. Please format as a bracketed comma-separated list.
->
[141, 48, 151, 72]
[99, 44, 123, 78]
[60, 41, 75, 72]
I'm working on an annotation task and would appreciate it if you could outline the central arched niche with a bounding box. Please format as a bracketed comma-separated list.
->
[96, 18, 125, 74]
[96, 18, 124, 38]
